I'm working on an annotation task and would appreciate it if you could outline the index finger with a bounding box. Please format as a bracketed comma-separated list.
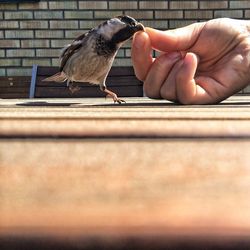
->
[131, 31, 153, 81]
[146, 23, 204, 52]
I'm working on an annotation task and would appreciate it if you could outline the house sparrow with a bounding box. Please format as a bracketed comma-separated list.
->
[43, 15, 144, 103]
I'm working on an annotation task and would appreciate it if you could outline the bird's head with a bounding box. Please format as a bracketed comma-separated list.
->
[97, 15, 145, 44]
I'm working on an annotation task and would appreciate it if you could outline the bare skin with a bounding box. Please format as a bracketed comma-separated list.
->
[132, 18, 250, 104]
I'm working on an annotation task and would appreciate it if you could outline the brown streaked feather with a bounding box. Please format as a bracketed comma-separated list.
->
[43, 72, 68, 82]
[59, 32, 89, 72]
[60, 42, 82, 72]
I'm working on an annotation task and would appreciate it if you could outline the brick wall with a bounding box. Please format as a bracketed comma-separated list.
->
[0, 0, 250, 94]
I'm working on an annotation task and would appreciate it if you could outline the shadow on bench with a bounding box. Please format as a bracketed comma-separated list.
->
[29, 65, 143, 98]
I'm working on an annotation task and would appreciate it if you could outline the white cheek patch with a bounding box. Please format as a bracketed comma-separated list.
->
[98, 18, 126, 40]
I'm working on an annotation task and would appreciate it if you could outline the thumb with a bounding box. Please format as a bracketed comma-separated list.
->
[146, 22, 205, 52]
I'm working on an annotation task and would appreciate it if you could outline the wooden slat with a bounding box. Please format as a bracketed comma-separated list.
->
[0, 76, 30, 87]
[0, 96, 249, 119]
[0, 119, 250, 139]
[36, 75, 142, 87]
[34, 66, 143, 98]
[0, 87, 29, 93]
[0, 96, 249, 139]
[37, 66, 137, 77]
[34, 85, 143, 98]
[0, 93, 29, 99]
[0, 76, 30, 99]
[0, 140, 250, 248]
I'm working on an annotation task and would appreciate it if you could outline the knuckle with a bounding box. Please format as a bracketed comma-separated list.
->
[160, 84, 177, 102]
[154, 56, 169, 71]
[143, 83, 160, 99]
[178, 96, 193, 105]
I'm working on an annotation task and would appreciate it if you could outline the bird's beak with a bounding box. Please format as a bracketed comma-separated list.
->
[135, 23, 145, 32]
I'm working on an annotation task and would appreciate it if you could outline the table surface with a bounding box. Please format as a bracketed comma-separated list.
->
[0, 96, 250, 249]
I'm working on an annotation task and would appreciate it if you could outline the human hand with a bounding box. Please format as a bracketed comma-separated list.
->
[132, 18, 250, 104]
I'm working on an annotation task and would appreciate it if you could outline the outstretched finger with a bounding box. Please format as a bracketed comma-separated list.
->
[131, 31, 153, 81]
[146, 22, 205, 52]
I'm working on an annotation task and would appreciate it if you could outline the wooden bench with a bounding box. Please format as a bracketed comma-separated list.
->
[29, 65, 143, 98]
[0, 76, 30, 99]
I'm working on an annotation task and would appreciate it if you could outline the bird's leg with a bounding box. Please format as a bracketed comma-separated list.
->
[100, 85, 125, 104]
[66, 79, 70, 87]
[68, 80, 81, 94]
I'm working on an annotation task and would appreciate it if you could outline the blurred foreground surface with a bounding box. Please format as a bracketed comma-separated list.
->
[0, 96, 250, 249]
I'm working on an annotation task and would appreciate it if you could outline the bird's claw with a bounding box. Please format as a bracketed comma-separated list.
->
[114, 98, 126, 104]
[103, 87, 126, 104]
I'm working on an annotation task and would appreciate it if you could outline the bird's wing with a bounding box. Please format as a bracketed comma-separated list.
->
[59, 32, 88, 72]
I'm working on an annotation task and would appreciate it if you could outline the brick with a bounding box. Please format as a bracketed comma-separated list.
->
[125, 11, 154, 19]
[5, 30, 34, 39]
[35, 30, 64, 38]
[36, 49, 60, 57]
[113, 58, 132, 66]
[0, 49, 5, 57]
[214, 10, 243, 19]
[79, 1, 108, 9]
[0, 40, 20, 48]
[50, 20, 79, 29]
[243, 84, 250, 94]
[0, 21, 18, 29]
[155, 10, 183, 19]
[142, 20, 168, 29]
[21, 39, 50, 48]
[94, 11, 122, 19]
[245, 10, 250, 18]
[185, 10, 213, 19]
[139, 1, 168, 9]
[19, 2, 48, 10]
[34, 11, 63, 19]
[51, 39, 73, 48]
[7, 68, 32, 76]
[20, 21, 48, 29]
[6, 49, 35, 58]
[109, 1, 138, 10]
[125, 49, 131, 57]
[65, 30, 88, 39]
[0, 3, 17, 10]
[170, 1, 198, 9]
[121, 39, 132, 48]
[169, 20, 196, 29]
[4, 11, 33, 19]
[230, 1, 250, 9]
[64, 11, 93, 19]
[52, 58, 60, 66]
[116, 49, 125, 58]
[22, 58, 51, 67]
[0, 59, 21, 66]
[0, 68, 6, 76]
[200, 1, 228, 9]
[49, 1, 77, 9]
[80, 20, 103, 29]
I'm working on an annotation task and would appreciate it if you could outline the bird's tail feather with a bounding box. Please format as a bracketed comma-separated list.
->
[43, 72, 68, 82]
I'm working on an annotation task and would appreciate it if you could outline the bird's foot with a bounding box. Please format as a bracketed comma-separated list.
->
[103, 88, 126, 104]
[69, 82, 81, 94]
[112, 96, 126, 104]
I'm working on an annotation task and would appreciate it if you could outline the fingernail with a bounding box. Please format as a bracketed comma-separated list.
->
[134, 33, 146, 49]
